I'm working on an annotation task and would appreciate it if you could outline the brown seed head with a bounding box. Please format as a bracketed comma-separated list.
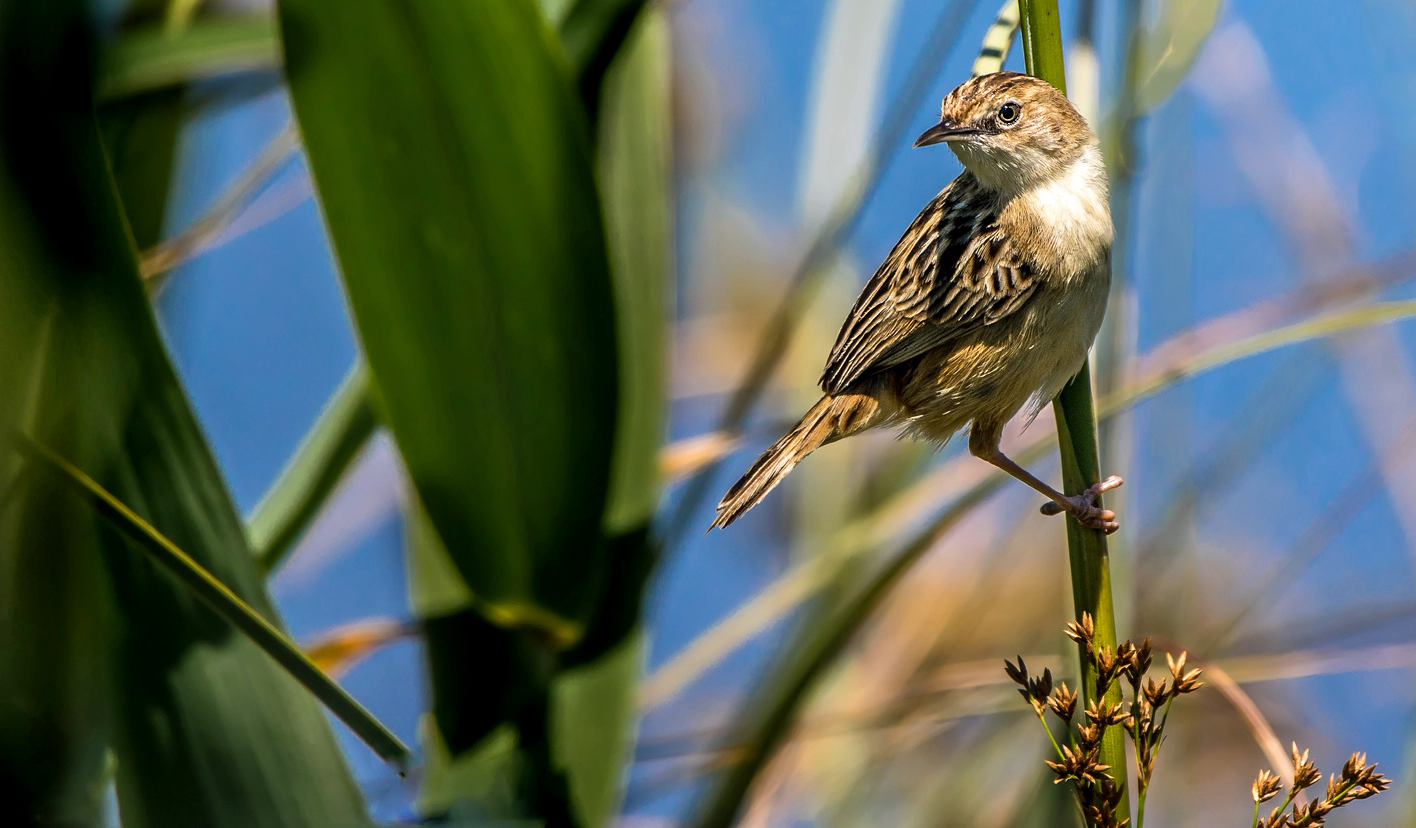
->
[1004, 656, 1029, 688]
[1117, 640, 1139, 681]
[1165, 651, 1204, 694]
[1064, 613, 1096, 649]
[1045, 744, 1111, 787]
[1084, 699, 1129, 728]
[1029, 668, 1054, 705]
[1339, 752, 1370, 784]
[1135, 637, 1153, 675]
[1076, 722, 1104, 749]
[1094, 646, 1124, 696]
[1048, 682, 1078, 722]
[1142, 676, 1169, 708]
[1253, 769, 1282, 804]
[1291, 744, 1321, 791]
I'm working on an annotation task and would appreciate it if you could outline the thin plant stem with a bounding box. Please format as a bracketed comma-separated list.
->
[1036, 710, 1067, 761]
[1019, 0, 1129, 822]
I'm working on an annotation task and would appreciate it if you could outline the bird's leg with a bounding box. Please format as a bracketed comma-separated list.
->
[967, 427, 1122, 534]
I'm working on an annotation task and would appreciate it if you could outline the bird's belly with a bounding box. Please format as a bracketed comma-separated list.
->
[898, 278, 1107, 440]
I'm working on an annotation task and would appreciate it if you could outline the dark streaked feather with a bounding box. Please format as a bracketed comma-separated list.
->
[818, 173, 1038, 394]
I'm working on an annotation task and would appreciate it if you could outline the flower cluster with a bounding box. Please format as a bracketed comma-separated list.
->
[1008, 615, 1390, 827]
[1005, 613, 1202, 828]
[1251, 745, 1389, 827]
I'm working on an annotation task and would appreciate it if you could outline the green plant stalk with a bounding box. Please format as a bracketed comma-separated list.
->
[1019, 0, 1130, 822]
[1034, 709, 1067, 761]
[247, 362, 377, 573]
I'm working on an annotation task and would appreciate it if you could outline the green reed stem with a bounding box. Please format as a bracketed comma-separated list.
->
[1019, 0, 1130, 822]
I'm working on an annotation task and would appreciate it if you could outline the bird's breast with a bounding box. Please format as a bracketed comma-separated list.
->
[1005, 145, 1113, 285]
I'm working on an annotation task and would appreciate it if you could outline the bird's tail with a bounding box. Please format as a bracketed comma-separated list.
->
[711, 393, 882, 529]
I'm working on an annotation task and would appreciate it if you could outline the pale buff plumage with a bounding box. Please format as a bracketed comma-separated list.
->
[712, 73, 1122, 532]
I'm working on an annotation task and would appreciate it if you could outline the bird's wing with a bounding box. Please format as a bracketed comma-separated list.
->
[819, 175, 1039, 394]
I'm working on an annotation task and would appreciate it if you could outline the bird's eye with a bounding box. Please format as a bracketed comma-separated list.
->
[997, 102, 1021, 124]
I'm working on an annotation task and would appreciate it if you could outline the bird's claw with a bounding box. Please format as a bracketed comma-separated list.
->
[1039, 475, 1124, 534]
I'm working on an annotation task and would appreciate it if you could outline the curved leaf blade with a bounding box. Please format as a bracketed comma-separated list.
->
[281, 0, 619, 643]
[1134, 0, 1223, 113]
[10, 431, 411, 772]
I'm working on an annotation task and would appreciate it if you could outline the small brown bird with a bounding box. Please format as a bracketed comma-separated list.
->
[712, 72, 1122, 533]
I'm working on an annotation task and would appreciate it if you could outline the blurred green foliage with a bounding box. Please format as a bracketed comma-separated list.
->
[2, 0, 665, 824]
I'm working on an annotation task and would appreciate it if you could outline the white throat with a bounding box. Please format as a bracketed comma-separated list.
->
[1013, 143, 1113, 275]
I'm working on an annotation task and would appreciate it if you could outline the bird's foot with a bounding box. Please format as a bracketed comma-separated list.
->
[1039, 476, 1124, 534]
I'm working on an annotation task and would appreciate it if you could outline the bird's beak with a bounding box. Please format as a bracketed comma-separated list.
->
[913, 120, 981, 148]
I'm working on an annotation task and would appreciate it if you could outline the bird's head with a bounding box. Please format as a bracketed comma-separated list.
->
[915, 72, 1096, 193]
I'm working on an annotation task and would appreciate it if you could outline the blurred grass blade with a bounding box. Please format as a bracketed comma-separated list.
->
[306, 618, 417, 677]
[100, 88, 183, 249]
[282, 0, 619, 645]
[142, 122, 300, 287]
[97, 15, 279, 101]
[798, 0, 904, 226]
[405, 503, 564, 820]
[557, 0, 651, 115]
[688, 480, 1004, 828]
[248, 362, 378, 573]
[164, 0, 204, 33]
[972, 0, 1021, 78]
[10, 431, 412, 772]
[551, 633, 643, 828]
[640, 551, 841, 709]
[1112, 299, 1416, 410]
[1133, 0, 1222, 113]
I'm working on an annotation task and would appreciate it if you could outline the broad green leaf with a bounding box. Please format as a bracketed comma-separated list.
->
[546, 14, 671, 825]
[97, 15, 279, 101]
[406, 507, 561, 817]
[271, 0, 665, 628]
[248, 362, 378, 573]
[418, 723, 543, 826]
[0, 5, 368, 825]
[550, 634, 642, 828]
[1133, 0, 1223, 114]
[281, 0, 619, 644]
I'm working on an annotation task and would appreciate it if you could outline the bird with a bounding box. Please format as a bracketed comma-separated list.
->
[712, 72, 1123, 534]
